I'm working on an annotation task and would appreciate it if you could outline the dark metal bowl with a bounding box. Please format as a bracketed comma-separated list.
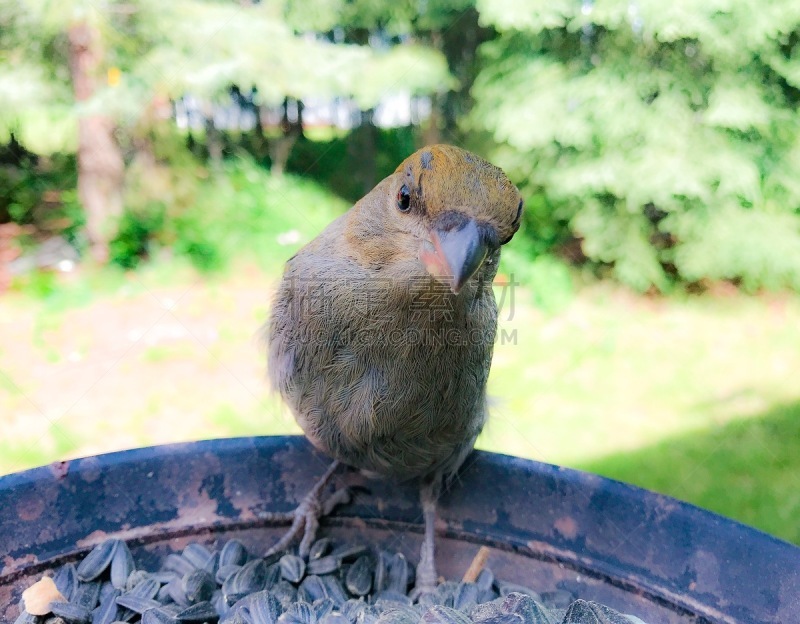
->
[1, 436, 798, 623]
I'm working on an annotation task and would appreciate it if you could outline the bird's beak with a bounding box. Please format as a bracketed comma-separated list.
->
[420, 218, 488, 295]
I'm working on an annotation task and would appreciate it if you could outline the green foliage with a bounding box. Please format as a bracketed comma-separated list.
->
[109, 202, 165, 269]
[471, 0, 800, 292]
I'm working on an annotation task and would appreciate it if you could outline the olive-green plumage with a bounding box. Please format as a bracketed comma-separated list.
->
[264, 145, 522, 586]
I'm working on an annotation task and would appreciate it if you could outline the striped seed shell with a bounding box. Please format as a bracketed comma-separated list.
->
[241, 590, 282, 624]
[355, 605, 379, 624]
[115, 595, 161, 614]
[562, 601, 630, 624]
[163, 555, 196, 578]
[53, 564, 79, 602]
[478, 614, 525, 624]
[128, 578, 160, 600]
[181, 544, 212, 570]
[421, 606, 472, 624]
[277, 601, 316, 624]
[319, 614, 350, 624]
[110, 542, 135, 590]
[216, 565, 242, 586]
[469, 601, 503, 622]
[308, 538, 333, 561]
[298, 576, 327, 603]
[203, 552, 220, 577]
[175, 601, 218, 622]
[501, 593, 555, 624]
[374, 606, 417, 624]
[306, 557, 339, 576]
[452, 583, 479, 612]
[14, 611, 38, 624]
[340, 599, 367, 623]
[270, 581, 298, 611]
[373, 590, 412, 608]
[328, 546, 368, 563]
[142, 608, 178, 624]
[312, 598, 335, 620]
[319, 575, 348, 607]
[220, 540, 248, 568]
[125, 571, 151, 593]
[166, 578, 190, 608]
[73, 582, 101, 611]
[264, 563, 282, 590]
[92, 588, 121, 624]
[475, 569, 494, 592]
[49, 601, 91, 624]
[77, 540, 119, 583]
[225, 559, 267, 597]
[182, 570, 215, 604]
[345, 557, 373, 597]
[499, 585, 542, 602]
[372, 553, 391, 594]
[435, 582, 459, 609]
[280, 556, 306, 584]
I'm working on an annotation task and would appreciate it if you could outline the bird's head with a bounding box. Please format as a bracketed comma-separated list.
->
[349, 144, 523, 294]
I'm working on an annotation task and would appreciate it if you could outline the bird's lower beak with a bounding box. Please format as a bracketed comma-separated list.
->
[420, 218, 488, 294]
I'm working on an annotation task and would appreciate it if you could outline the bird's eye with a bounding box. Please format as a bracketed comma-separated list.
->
[397, 185, 411, 212]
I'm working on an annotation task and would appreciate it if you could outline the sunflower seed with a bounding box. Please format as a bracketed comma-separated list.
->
[77, 540, 118, 583]
[435, 582, 458, 609]
[497, 584, 540, 601]
[373, 590, 412, 608]
[328, 545, 368, 563]
[387, 553, 408, 594]
[73, 582, 101, 611]
[203, 552, 220, 577]
[374, 606, 417, 624]
[125, 571, 150, 593]
[163, 555, 195, 578]
[476, 570, 494, 593]
[242, 590, 282, 624]
[166, 578, 190, 607]
[278, 601, 316, 624]
[216, 565, 242, 586]
[319, 576, 347, 607]
[280, 555, 306, 584]
[220, 540, 249, 568]
[264, 563, 282, 589]
[308, 538, 333, 561]
[183, 570, 215, 604]
[175, 601, 218, 622]
[469, 601, 503, 622]
[225, 559, 267, 596]
[312, 597, 335, 620]
[298, 575, 328, 603]
[49, 601, 90, 623]
[372, 553, 391, 594]
[453, 584, 478, 612]
[307, 557, 339, 576]
[421, 606, 472, 624]
[501, 594, 555, 624]
[355, 605, 379, 624]
[92, 588, 121, 624]
[142, 608, 178, 624]
[270, 581, 297, 611]
[14, 610, 38, 624]
[115, 594, 161, 614]
[152, 571, 179, 585]
[340, 599, 367, 623]
[319, 614, 350, 624]
[110, 542, 135, 590]
[181, 544, 213, 570]
[128, 578, 160, 600]
[561, 601, 630, 624]
[345, 556, 373, 597]
[479, 614, 525, 624]
[53, 564, 79, 602]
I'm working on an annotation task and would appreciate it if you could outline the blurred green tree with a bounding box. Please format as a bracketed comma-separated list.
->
[470, 0, 800, 292]
[0, 0, 454, 259]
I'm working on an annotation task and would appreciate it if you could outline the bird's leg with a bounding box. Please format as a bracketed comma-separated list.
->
[415, 476, 442, 594]
[264, 460, 344, 557]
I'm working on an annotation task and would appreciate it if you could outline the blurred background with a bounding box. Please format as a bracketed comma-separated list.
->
[1, 0, 799, 546]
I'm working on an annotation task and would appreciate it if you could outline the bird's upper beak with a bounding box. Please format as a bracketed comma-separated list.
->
[420, 217, 488, 295]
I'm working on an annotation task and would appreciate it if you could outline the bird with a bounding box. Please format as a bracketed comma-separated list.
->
[264, 144, 523, 593]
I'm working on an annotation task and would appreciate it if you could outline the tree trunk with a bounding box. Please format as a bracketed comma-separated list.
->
[268, 97, 304, 177]
[68, 22, 124, 263]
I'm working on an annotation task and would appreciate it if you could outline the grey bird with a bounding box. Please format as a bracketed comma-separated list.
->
[264, 144, 523, 592]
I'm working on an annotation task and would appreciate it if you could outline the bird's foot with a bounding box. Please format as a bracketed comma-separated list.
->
[411, 548, 439, 598]
[263, 461, 349, 557]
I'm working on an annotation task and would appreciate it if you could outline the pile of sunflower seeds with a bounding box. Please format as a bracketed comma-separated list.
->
[16, 538, 646, 624]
